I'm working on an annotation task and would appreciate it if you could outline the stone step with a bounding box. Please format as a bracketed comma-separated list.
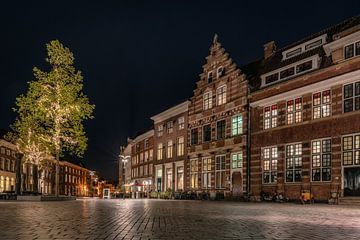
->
[339, 197, 360, 205]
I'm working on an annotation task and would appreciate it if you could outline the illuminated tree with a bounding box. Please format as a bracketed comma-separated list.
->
[12, 40, 94, 196]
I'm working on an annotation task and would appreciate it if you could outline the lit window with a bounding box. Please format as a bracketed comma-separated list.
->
[202, 157, 212, 188]
[287, 98, 302, 125]
[190, 159, 198, 189]
[203, 92, 212, 110]
[312, 139, 331, 181]
[144, 139, 149, 149]
[157, 143, 163, 160]
[285, 143, 302, 182]
[177, 137, 184, 156]
[342, 135, 360, 166]
[263, 147, 277, 184]
[264, 105, 278, 129]
[232, 152, 243, 169]
[215, 155, 226, 188]
[344, 81, 360, 113]
[157, 125, 163, 137]
[217, 85, 227, 105]
[167, 121, 173, 134]
[167, 141, 173, 159]
[232, 115, 243, 136]
[313, 90, 331, 119]
[178, 116, 185, 130]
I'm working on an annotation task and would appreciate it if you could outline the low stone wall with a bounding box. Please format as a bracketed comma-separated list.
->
[16, 195, 76, 201]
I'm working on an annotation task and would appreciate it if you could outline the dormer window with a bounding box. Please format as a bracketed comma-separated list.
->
[217, 67, 224, 78]
[208, 72, 213, 83]
[282, 34, 326, 60]
[286, 48, 301, 58]
[203, 91, 212, 110]
[344, 41, 360, 59]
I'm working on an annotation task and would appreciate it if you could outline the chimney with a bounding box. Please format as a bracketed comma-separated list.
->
[263, 41, 276, 59]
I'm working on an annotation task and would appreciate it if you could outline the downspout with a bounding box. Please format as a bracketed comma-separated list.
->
[246, 87, 251, 195]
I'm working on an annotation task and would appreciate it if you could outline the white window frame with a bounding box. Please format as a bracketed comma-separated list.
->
[286, 97, 302, 125]
[190, 159, 198, 189]
[167, 140, 173, 159]
[264, 104, 278, 129]
[217, 85, 227, 105]
[285, 143, 302, 183]
[312, 89, 331, 119]
[215, 155, 226, 189]
[157, 143, 163, 160]
[203, 91, 213, 110]
[231, 152, 243, 169]
[202, 157, 212, 189]
[311, 138, 332, 182]
[178, 116, 185, 130]
[262, 146, 278, 184]
[177, 136, 184, 156]
[231, 115, 243, 136]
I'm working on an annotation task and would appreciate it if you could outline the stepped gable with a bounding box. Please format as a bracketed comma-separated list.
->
[242, 14, 360, 92]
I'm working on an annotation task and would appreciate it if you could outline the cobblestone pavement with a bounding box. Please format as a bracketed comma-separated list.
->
[0, 199, 360, 240]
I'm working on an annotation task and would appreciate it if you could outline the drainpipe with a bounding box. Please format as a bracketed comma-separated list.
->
[246, 88, 251, 195]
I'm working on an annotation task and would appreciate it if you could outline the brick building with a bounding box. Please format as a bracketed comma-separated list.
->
[187, 36, 249, 198]
[244, 15, 360, 200]
[0, 138, 16, 192]
[60, 161, 92, 197]
[130, 130, 154, 197]
[151, 101, 189, 193]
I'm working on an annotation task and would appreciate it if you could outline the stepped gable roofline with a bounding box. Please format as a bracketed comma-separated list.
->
[132, 129, 154, 143]
[150, 100, 190, 124]
[241, 14, 360, 92]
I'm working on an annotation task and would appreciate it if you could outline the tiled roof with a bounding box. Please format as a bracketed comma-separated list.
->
[242, 14, 360, 92]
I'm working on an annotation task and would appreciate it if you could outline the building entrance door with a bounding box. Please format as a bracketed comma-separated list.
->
[344, 167, 360, 196]
[232, 172, 242, 198]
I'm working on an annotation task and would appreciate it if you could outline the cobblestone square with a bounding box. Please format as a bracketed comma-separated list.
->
[0, 199, 360, 240]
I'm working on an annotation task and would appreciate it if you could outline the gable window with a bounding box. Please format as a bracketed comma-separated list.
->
[216, 120, 226, 140]
[177, 137, 184, 156]
[344, 81, 360, 113]
[215, 155, 226, 188]
[263, 147, 277, 184]
[203, 124, 212, 142]
[217, 85, 227, 105]
[190, 159, 198, 189]
[313, 90, 331, 119]
[167, 121, 173, 134]
[287, 98, 302, 124]
[167, 140, 173, 159]
[312, 139, 331, 181]
[217, 67, 224, 78]
[208, 71, 213, 83]
[178, 116, 185, 130]
[202, 157, 212, 188]
[280, 67, 295, 79]
[286, 48, 301, 58]
[157, 125, 163, 137]
[264, 105, 277, 129]
[191, 128, 198, 145]
[232, 115, 243, 136]
[203, 92, 212, 110]
[343, 134, 360, 166]
[285, 143, 302, 182]
[232, 152, 243, 169]
[344, 41, 360, 59]
[157, 143, 163, 160]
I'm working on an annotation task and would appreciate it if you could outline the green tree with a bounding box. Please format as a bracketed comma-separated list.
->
[12, 40, 94, 196]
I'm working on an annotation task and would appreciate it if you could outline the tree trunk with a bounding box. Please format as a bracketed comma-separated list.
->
[55, 151, 59, 197]
[33, 164, 38, 194]
[15, 153, 22, 195]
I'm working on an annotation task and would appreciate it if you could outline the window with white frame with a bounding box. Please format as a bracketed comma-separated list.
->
[343, 134, 360, 166]
[203, 91, 212, 110]
[287, 98, 302, 124]
[264, 105, 278, 129]
[344, 41, 360, 59]
[232, 152, 243, 169]
[177, 166, 184, 190]
[167, 140, 173, 158]
[217, 66, 224, 78]
[217, 120, 226, 140]
[313, 90, 331, 119]
[263, 147, 277, 183]
[157, 125, 163, 137]
[217, 85, 227, 105]
[157, 143, 163, 160]
[144, 151, 148, 162]
[177, 136, 184, 156]
[144, 139, 149, 149]
[312, 139, 331, 181]
[215, 155, 226, 188]
[166, 168, 172, 190]
[232, 115, 243, 136]
[149, 149, 153, 161]
[208, 71, 213, 83]
[178, 116, 185, 130]
[344, 81, 360, 113]
[285, 143, 302, 182]
[167, 121, 173, 134]
[190, 159, 198, 189]
[202, 157, 212, 188]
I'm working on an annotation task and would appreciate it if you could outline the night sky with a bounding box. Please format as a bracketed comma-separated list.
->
[1, 1, 359, 181]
